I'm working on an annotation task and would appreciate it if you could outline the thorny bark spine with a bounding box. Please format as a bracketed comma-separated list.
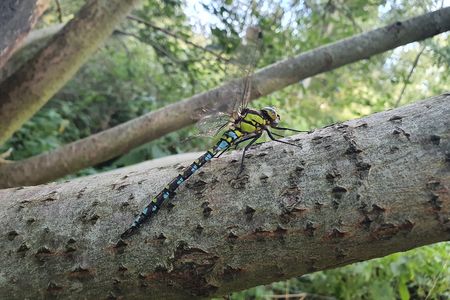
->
[0, 94, 449, 299]
[1, 7, 449, 188]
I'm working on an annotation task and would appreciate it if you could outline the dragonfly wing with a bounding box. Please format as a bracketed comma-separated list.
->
[195, 112, 232, 137]
[180, 113, 230, 146]
[229, 26, 263, 117]
[191, 27, 263, 138]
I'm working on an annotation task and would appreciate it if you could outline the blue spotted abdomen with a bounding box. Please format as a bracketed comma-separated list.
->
[121, 129, 243, 238]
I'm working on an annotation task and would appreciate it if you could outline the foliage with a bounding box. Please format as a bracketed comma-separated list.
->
[226, 242, 450, 300]
[1, 0, 449, 298]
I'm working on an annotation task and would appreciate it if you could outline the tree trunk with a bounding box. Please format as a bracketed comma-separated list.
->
[0, 94, 448, 299]
[0, 7, 449, 188]
[0, 0, 140, 145]
[0, 0, 49, 69]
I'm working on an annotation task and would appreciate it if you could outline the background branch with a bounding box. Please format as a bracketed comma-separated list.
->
[127, 14, 230, 63]
[0, 0, 140, 145]
[0, 0, 50, 69]
[54, 0, 63, 23]
[394, 45, 427, 107]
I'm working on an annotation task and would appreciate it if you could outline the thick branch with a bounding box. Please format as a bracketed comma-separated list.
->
[0, 94, 449, 299]
[1, 8, 449, 188]
[0, 0, 140, 145]
[0, 0, 49, 69]
[0, 24, 66, 84]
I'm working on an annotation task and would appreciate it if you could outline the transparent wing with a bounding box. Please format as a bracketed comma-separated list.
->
[188, 27, 263, 140]
[180, 112, 231, 145]
[229, 26, 263, 118]
[195, 112, 231, 137]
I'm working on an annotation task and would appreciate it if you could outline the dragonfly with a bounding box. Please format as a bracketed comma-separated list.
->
[121, 27, 305, 239]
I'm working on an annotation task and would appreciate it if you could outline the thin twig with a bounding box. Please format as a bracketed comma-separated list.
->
[424, 258, 449, 300]
[340, 4, 363, 32]
[114, 30, 181, 64]
[320, 0, 333, 36]
[116, 29, 205, 66]
[266, 292, 336, 300]
[0, 148, 13, 164]
[127, 15, 229, 63]
[394, 45, 426, 107]
[54, 0, 63, 23]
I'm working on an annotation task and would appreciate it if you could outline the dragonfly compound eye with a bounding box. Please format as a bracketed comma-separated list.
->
[261, 106, 279, 121]
[273, 115, 280, 126]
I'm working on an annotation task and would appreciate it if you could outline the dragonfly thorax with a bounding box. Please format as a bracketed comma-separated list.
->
[235, 106, 280, 134]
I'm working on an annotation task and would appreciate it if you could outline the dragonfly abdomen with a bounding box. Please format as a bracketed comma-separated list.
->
[121, 129, 243, 238]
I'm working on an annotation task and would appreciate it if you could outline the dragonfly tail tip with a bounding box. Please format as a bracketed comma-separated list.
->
[121, 227, 136, 239]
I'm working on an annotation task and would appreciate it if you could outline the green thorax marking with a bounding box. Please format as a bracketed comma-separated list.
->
[235, 109, 268, 134]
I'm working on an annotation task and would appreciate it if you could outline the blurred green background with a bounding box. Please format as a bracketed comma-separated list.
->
[1, 0, 449, 298]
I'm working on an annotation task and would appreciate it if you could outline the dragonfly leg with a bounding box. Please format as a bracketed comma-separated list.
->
[233, 133, 259, 148]
[272, 126, 308, 133]
[271, 131, 285, 138]
[265, 129, 301, 148]
[214, 121, 231, 136]
[216, 147, 229, 158]
[216, 134, 257, 158]
[237, 133, 261, 176]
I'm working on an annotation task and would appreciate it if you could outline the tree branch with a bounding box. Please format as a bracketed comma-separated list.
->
[0, 0, 50, 69]
[394, 45, 426, 107]
[0, 0, 140, 145]
[54, 0, 63, 23]
[0, 8, 449, 188]
[0, 94, 449, 299]
[0, 23, 66, 84]
[127, 15, 230, 63]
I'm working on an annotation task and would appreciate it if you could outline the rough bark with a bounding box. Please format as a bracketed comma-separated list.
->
[0, 0, 140, 145]
[0, 24, 66, 87]
[0, 0, 49, 69]
[0, 25, 129, 83]
[1, 7, 449, 188]
[0, 94, 449, 299]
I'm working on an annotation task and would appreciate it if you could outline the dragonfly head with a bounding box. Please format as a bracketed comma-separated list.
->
[261, 106, 280, 127]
